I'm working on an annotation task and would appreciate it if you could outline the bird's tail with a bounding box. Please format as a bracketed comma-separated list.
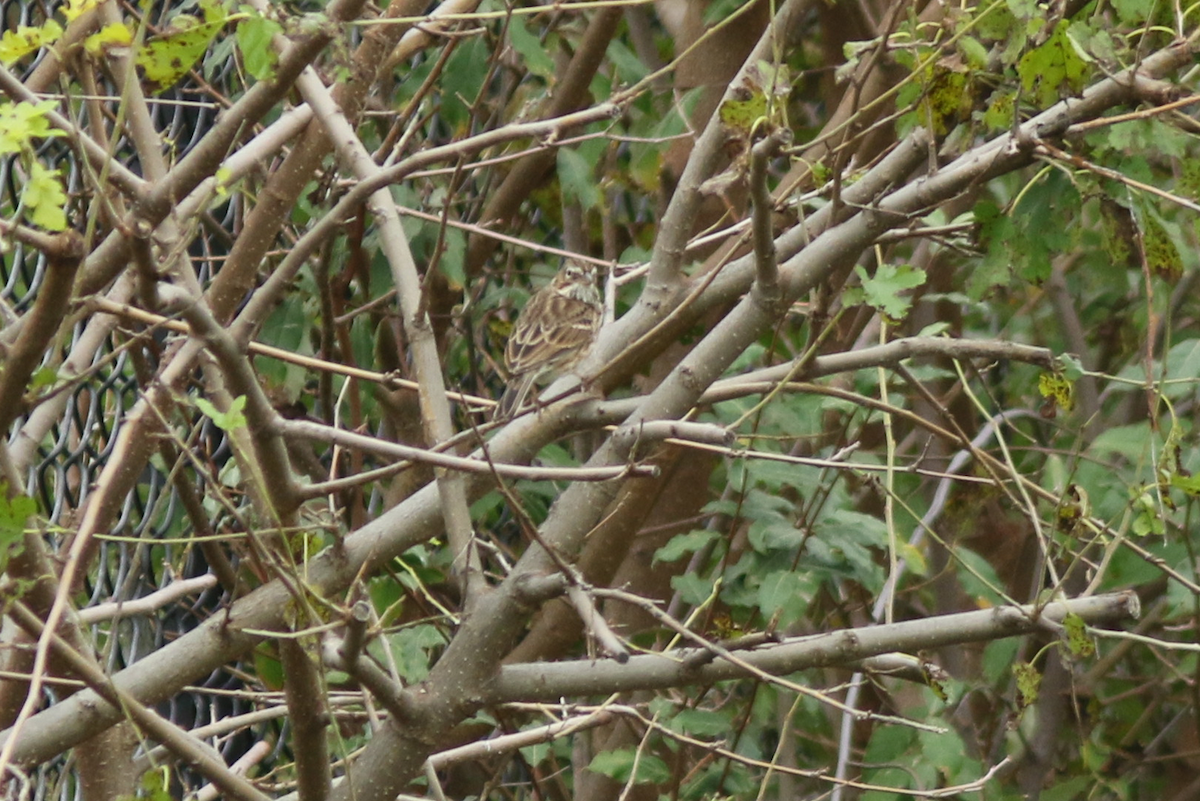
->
[495, 372, 538, 419]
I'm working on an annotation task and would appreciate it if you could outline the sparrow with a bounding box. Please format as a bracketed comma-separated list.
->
[497, 260, 602, 417]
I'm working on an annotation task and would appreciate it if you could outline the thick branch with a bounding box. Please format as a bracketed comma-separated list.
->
[160, 285, 302, 513]
[489, 592, 1139, 701]
[0, 229, 83, 436]
[292, 60, 483, 600]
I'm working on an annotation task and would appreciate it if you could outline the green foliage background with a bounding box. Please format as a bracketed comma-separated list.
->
[0, 0, 1199, 797]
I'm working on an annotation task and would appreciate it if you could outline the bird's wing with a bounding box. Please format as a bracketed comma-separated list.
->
[505, 295, 598, 375]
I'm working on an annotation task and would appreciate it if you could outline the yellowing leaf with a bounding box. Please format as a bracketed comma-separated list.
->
[61, 0, 99, 22]
[1038, 372, 1075, 412]
[84, 22, 133, 57]
[921, 64, 971, 135]
[24, 162, 69, 231]
[0, 100, 65, 156]
[214, 165, 233, 197]
[136, 2, 228, 93]
[1063, 612, 1095, 658]
[1055, 483, 1089, 532]
[921, 661, 948, 701]
[1140, 212, 1183, 283]
[0, 21, 64, 67]
[1099, 197, 1137, 270]
[1013, 661, 1041, 708]
[718, 61, 788, 138]
[983, 90, 1014, 131]
[897, 539, 927, 576]
[719, 94, 767, 135]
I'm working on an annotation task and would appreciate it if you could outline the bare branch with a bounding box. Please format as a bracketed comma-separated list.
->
[489, 592, 1140, 701]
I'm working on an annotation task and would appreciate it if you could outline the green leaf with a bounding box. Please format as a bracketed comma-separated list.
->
[117, 766, 174, 801]
[1005, 0, 1038, 19]
[557, 147, 602, 210]
[955, 547, 1007, 607]
[854, 263, 926, 322]
[195, 395, 248, 432]
[1040, 776, 1094, 801]
[1129, 485, 1164, 537]
[1179, 159, 1200, 201]
[1110, 0, 1153, 25]
[967, 200, 1015, 298]
[519, 740, 551, 766]
[971, 169, 1074, 296]
[864, 724, 916, 762]
[668, 708, 730, 737]
[703, 0, 745, 25]
[757, 570, 812, 625]
[386, 623, 447, 683]
[654, 529, 719, 564]
[606, 38, 648, 84]
[1057, 353, 1085, 381]
[24, 161, 68, 231]
[809, 509, 887, 592]
[236, 12, 282, 81]
[588, 749, 670, 784]
[1091, 423, 1152, 461]
[508, 17, 554, 80]
[628, 94, 691, 190]
[0, 485, 36, 573]
[29, 366, 59, 391]
[958, 36, 989, 69]
[252, 644, 284, 689]
[670, 572, 716, 606]
[368, 575, 404, 624]
[1017, 21, 1089, 109]
[982, 637, 1019, 685]
[917, 728, 968, 777]
[747, 515, 804, 551]
[1170, 471, 1200, 497]
[977, 4, 1017, 39]
[436, 228, 466, 290]
[438, 37, 489, 129]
